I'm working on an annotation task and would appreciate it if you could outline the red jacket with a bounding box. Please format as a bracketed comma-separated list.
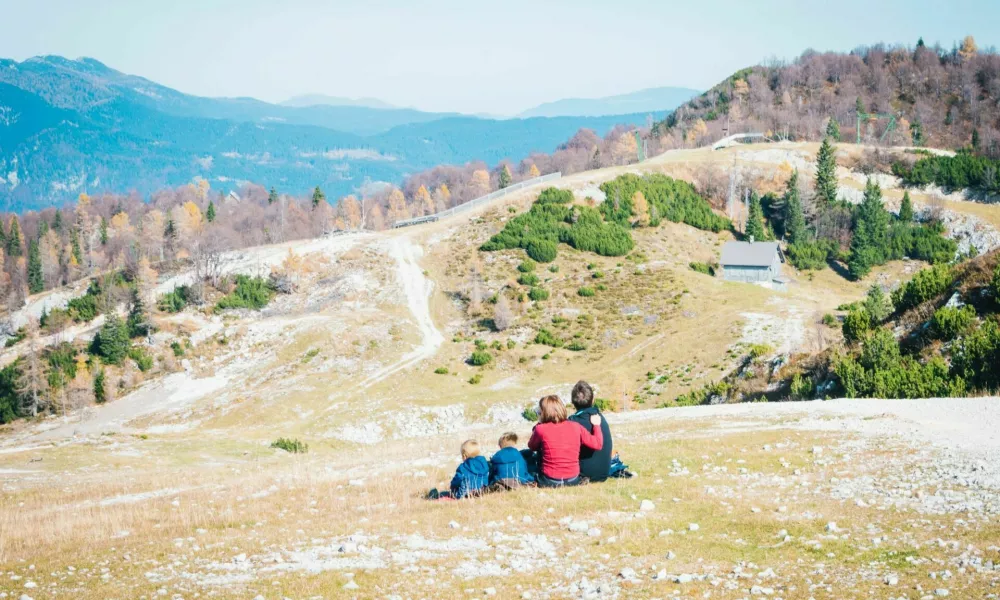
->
[528, 420, 603, 480]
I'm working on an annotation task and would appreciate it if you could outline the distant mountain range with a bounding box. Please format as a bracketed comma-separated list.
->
[280, 94, 398, 110]
[0, 56, 682, 212]
[519, 86, 701, 118]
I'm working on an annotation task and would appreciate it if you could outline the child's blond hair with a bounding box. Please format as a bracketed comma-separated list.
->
[498, 432, 518, 448]
[460, 439, 480, 460]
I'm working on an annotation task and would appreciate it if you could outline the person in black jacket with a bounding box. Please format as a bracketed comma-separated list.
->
[567, 380, 613, 482]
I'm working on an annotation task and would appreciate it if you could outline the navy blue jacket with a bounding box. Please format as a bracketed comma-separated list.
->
[489, 446, 535, 484]
[569, 407, 613, 482]
[449, 456, 490, 499]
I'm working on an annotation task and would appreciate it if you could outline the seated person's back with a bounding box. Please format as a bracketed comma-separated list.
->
[450, 439, 490, 499]
[567, 381, 613, 482]
[489, 432, 534, 487]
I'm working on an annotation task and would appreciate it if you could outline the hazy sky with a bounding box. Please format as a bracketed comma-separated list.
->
[1, 0, 997, 115]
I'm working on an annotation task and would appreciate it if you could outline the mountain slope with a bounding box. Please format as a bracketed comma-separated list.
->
[281, 94, 397, 110]
[0, 58, 664, 211]
[520, 86, 700, 118]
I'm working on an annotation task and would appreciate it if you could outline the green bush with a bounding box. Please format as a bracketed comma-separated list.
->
[469, 350, 493, 366]
[930, 305, 976, 340]
[786, 240, 834, 271]
[822, 313, 838, 327]
[591, 271, 604, 279]
[534, 328, 563, 347]
[158, 285, 192, 313]
[548, 264, 559, 273]
[599, 173, 730, 232]
[842, 309, 871, 344]
[522, 405, 539, 422]
[891, 264, 953, 313]
[93, 369, 107, 404]
[66, 292, 99, 323]
[517, 260, 536, 273]
[517, 273, 540, 286]
[594, 397, 617, 412]
[577, 286, 596, 297]
[528, 287, 549, 301]
[992, 264, 1000, 299]
[673, 381, 731, 407]
[892, 152, 1000, 194]
[537, 187, 574, 204]
[468, 373, 483, 385]
[525, 240, 558, 263]
[92, 315, 131, 365]
[789, 373, 813, 400]
[128, 347, 154, 372]
[566, 341, 587, 351]
[688, 261, 716, 276]
[434, 367, 449, 375]
[216, 275, 276, 311]
[171, 341, 185, 357]
[950, 319, 1000, 391]
[271, 438, 308, 453]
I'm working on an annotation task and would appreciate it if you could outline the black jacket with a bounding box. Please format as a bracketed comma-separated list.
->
[569, 406, 612, 482]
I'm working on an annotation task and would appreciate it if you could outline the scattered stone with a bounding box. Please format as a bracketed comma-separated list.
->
[826, 522, 838, 533]
[689, 523, 700, 531]
[448, 521, 461, 529]
[885, 575, 899, 586]
[935, 590, 950, 597]
[639, 499, 655, 512]
[666, 551, 676, 560]
[343, 581, 359, 590]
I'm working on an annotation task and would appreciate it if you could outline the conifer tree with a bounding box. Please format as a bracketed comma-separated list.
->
[825, 117, 840, 141]
[268, 187, 278, 205]
[27, 239, 43, 294]
[70, 227, 83, 265]
[498, 165, 512, 189]
[93, 314, 131, 365]
[99, 217, 108, 245]
[972, 128, 981, 151]
[745, 191, 765, 241]
[93, 368, 107, 404]
[815, 138, 838, 204]
[127, 288, 153, 339]
[312, 186, 325, 209]
[7, 217, 23, 257]
[52, 210, 63, 233]
[206, 200, 216, 223]
[910, 119, 925, 146]
[898, 191, 914, 223]
[0, 216, 6, 250]
[855, 97, 866, 115]
[37, 219, 49, 239]
[848, 178, 890, 280]
[784, 171, 806, 245]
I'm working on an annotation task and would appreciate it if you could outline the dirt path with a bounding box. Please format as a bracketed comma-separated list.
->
[355, 234, 444, 390]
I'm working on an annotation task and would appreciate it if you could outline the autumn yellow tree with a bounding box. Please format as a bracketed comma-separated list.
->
[340, 195, 362, 229]
[433, 184, 451, 212]
[685, 119, 709, 145]
[414, 185, 434, 216]
[610, 132, 638, 165]
[470, 169, 491, 197]
[528, 164, 541, 178]
[387, 188, 409, 224]
[958, 35, 977, 60]
[632, 191, 650, 227]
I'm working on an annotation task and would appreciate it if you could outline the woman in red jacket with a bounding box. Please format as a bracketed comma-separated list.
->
[528, 395, 603, 487]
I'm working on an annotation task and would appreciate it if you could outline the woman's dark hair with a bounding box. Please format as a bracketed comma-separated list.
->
[571, 380, 594, 409]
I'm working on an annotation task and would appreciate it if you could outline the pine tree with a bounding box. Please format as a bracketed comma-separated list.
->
[910, 119, 925, 146]
[848, 178, 890, 280]
[784, 171, 807, 245]
[99, 217, 108, 245]
[7, 217, 23, 257]
[972, 128, 981, 151]
[93, 314, 131, 365]
[815, 138, 838, 204]
[93, 368, 107, 404]
[0, 216, 6, 250]
[498, 165, 512, 189]
[37, 219, 49, 239]
[70, 227, 83, 264]
[898, 191, 914, 223]
[917, 37, 925, 48]
[127, 288, 153, 339]
[745, 191, 765, 241]
[206, 200, 216, 223]
[312, 186, 325, 209]
[52, 210, 63, 233]
[27, 239, 43, 294]
[855, 97, 866, 115]
[826, 117, 841, 141]
[268, 187, 278, 205]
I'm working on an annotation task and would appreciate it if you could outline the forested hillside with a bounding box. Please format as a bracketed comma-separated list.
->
[652, 36, 1000, 157]
[0, 57, 661, 211]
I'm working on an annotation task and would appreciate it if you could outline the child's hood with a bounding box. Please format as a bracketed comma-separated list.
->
[461, 455, 490, 475]
[491, 446, 522, 464]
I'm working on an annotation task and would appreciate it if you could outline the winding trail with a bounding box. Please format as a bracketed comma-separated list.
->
[355, 234, 444, 391]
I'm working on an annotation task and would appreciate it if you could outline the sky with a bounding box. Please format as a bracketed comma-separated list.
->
[1, 0, 998, 116]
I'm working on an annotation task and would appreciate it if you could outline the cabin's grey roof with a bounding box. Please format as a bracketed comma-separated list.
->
[719, 241, 781, 267]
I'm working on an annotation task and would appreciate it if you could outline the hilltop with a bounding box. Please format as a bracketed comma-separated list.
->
[519, 86, 701, 118]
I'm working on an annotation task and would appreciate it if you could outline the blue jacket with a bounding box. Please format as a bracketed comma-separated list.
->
[450, 456, 490, 499]
[489, 447, 535, 484]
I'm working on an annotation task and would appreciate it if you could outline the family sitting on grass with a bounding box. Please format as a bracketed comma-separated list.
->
[427, 380, 631, 500]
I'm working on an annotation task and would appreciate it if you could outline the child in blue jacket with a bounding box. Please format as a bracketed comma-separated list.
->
[489, 432, 535, 489]
[447, 439, 490, 499]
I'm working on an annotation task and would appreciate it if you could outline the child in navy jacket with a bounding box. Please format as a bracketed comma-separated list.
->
[489, 432, 535, 489]
[448, 439, 490, 499]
